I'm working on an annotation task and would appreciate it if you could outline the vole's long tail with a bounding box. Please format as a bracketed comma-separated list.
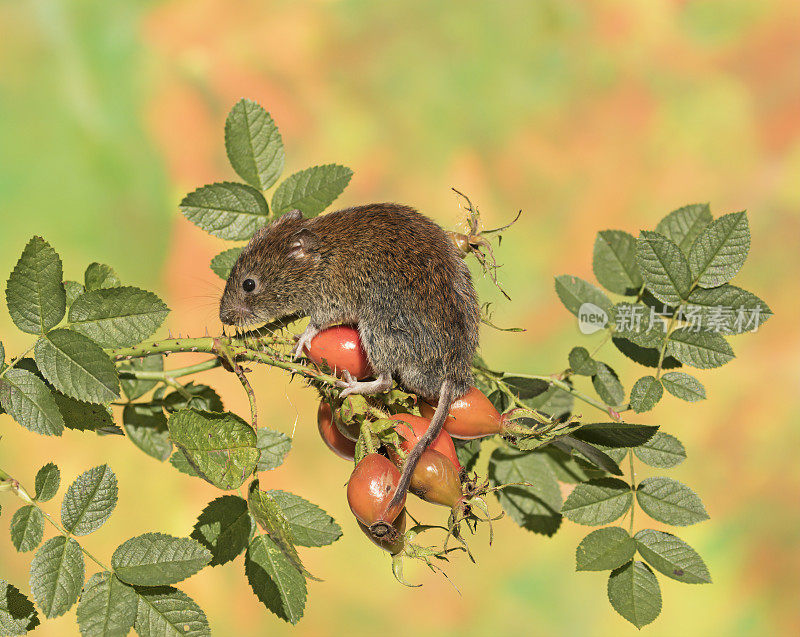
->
[387, 379, 458, 511]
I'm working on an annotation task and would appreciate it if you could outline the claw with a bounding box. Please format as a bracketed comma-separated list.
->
[293, 324, 320, 359]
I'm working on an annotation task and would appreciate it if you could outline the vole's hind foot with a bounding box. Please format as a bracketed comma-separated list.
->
[293, 323, 321, 359]
[338, 371, 393, 397]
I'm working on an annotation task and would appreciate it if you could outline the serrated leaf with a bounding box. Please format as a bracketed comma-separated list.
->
[689, 211, 750, 288]
[636, 231, 692, 304]
[455, 439, 482, 472]
[61, 465, 118, 536]
[634, 529, 712, 584]
[162, 383, 223, 413]
[571, 423, 658, 448]
[0, 580, 39, 635]
[224, 98, 285, 190]
[119, 355, 163, 401]
[607, 561, 662, 629]
[122, 404, 171, 462]
[30, 535, 85, 618]
[502, 376, 549, 399]
[553, 437, 622, 476]
[554, 274, 612, 317]
[0, 368, 64, 436]
[68, 287, 169, 348]
[64, 281, 85, 308]
[10, 506, 44, 552]
[612, 336, 682, 369]
[611, 302, 666, 348]
[523, 384, 574, 420]
[538, 447, 605, 484]
[593, 230, 642, 295]
[686, 285, 772, 334]
[592, 363, 625, 407]
[34, 463, 60, 502]
[191, 496, 254, 567]
[52, 391, 115, 434]
[568, 346, 597, 376]
[633, 432, 686, 468]
[180, 182, 270, 240]
[256, 428, 292, 471]
[34, 329, 119, 403]
[271, 164, 353, 217]
[488, 448, 562, 536]
[169, 451, 199, 477]
[629, 376, 663, 413]
[5, 236, 66, 334]
[112, 533, 211, 586]
[655, 203, 712, 255]
[245, 535, 307, 625]
[167, 409, 258, 490]
[266, 490, 342, 547]
[84, 264, 120, 291]
[210, 247, 244, 280]
[576, 527, 636, 571]
[561, 478, 632, 525]
[667, 328, 734, 369]
[133, 586, 210, 637]
[637, 477, 709, 526]
[660, 371, 706, 402]
[76, 572, 137, 637]
[247, 481, 313, 579]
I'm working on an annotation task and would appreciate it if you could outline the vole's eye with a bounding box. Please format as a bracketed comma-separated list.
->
[242, 278, 256, 293]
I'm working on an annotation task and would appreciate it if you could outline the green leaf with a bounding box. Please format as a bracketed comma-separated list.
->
[34, 463, 60, 502]
[180, 182, 270, 240]
[162, 383, 223, 413]
[661, 371, 706, 402]
[686, 285, 772, 334]
[0, 580, 39, 635]
[266, 490, 342, 547]
[84, 264, 120, 291]
[655, 203, 712, 255]
[488, 448, 562, 536]
[628, 376, 663, 413]
[561, 478, 632, 526]
[245, 535, 307, 625]
[61, 465, 118, 536]
[224, 98, 285, 190]
[133, 586, 210, 637]
[612, 336, 682, 369]
[576, 527, 636, 571]
[633, 432, 686, 468]
[68, 287, 169, 348]
[538, 447, 604, 484]
[455, 439, 482, 472]
[167, 409, 259, 490]
[256, 428, 292, 471]
[5, 236, 66, 334]
[502, 376, 549, 399]
[76, 572, 137, 637]
[572, 423, 658, 448]
[247, 481, 313, 578]
[591, 363, 625, 407]
[637, 477, 709, 526]
[523, 384, 574, 420]
[607, 561, 662, 629]
[688, 211, 750, 288]
[191, 496, 254, 567]
[112, 533, 211, 586]
[169, 451, 199, 478]
[554, 437, 622, 476]
[210, 247, 244, 280]
[64, 281, 85, 308]
[553, 274, 612, 316]
[568, 346, 597, 376]
[10, 506, 44, 552]
[636, 231, 692, 304]
[610, 302, 666, 349]
[0, 342, 4, 368]
[34, 329, 119, 403]
[30, 535, 85, 618]
[52, 392, 116, 434]
[593, 230, 642, 295]
[667, 328, 734, 369]
[0, 368, 64, 435]
[271, 164, 353, 217]
[634, 529, 712, 584]
[122, 404, 171, 462]
[119, 355, 163, 401]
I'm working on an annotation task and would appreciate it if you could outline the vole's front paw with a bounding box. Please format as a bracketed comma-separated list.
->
[293, 325, 320, 359]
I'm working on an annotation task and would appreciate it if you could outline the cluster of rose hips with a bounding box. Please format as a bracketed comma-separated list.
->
[303, 326, 518, 569]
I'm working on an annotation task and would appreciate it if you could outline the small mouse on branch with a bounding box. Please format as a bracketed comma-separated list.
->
[219, 203, 480, 513]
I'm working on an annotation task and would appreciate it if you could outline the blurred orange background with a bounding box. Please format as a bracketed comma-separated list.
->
[1, 1, 799, 635]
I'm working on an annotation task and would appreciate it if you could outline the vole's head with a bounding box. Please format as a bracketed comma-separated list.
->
[219, 209, 321, 327]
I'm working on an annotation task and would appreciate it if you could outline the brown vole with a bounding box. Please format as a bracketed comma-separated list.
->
[220, 203, 480, 511]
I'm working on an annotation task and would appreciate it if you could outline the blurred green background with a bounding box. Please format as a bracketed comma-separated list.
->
[1, 1, 798, 635]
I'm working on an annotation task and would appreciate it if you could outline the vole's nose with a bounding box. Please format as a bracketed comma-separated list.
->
[219, 307, 238, 326]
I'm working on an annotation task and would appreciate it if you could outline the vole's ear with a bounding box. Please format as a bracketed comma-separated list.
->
[288, 228, 319, 260]
[277, 209, 304, 224]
